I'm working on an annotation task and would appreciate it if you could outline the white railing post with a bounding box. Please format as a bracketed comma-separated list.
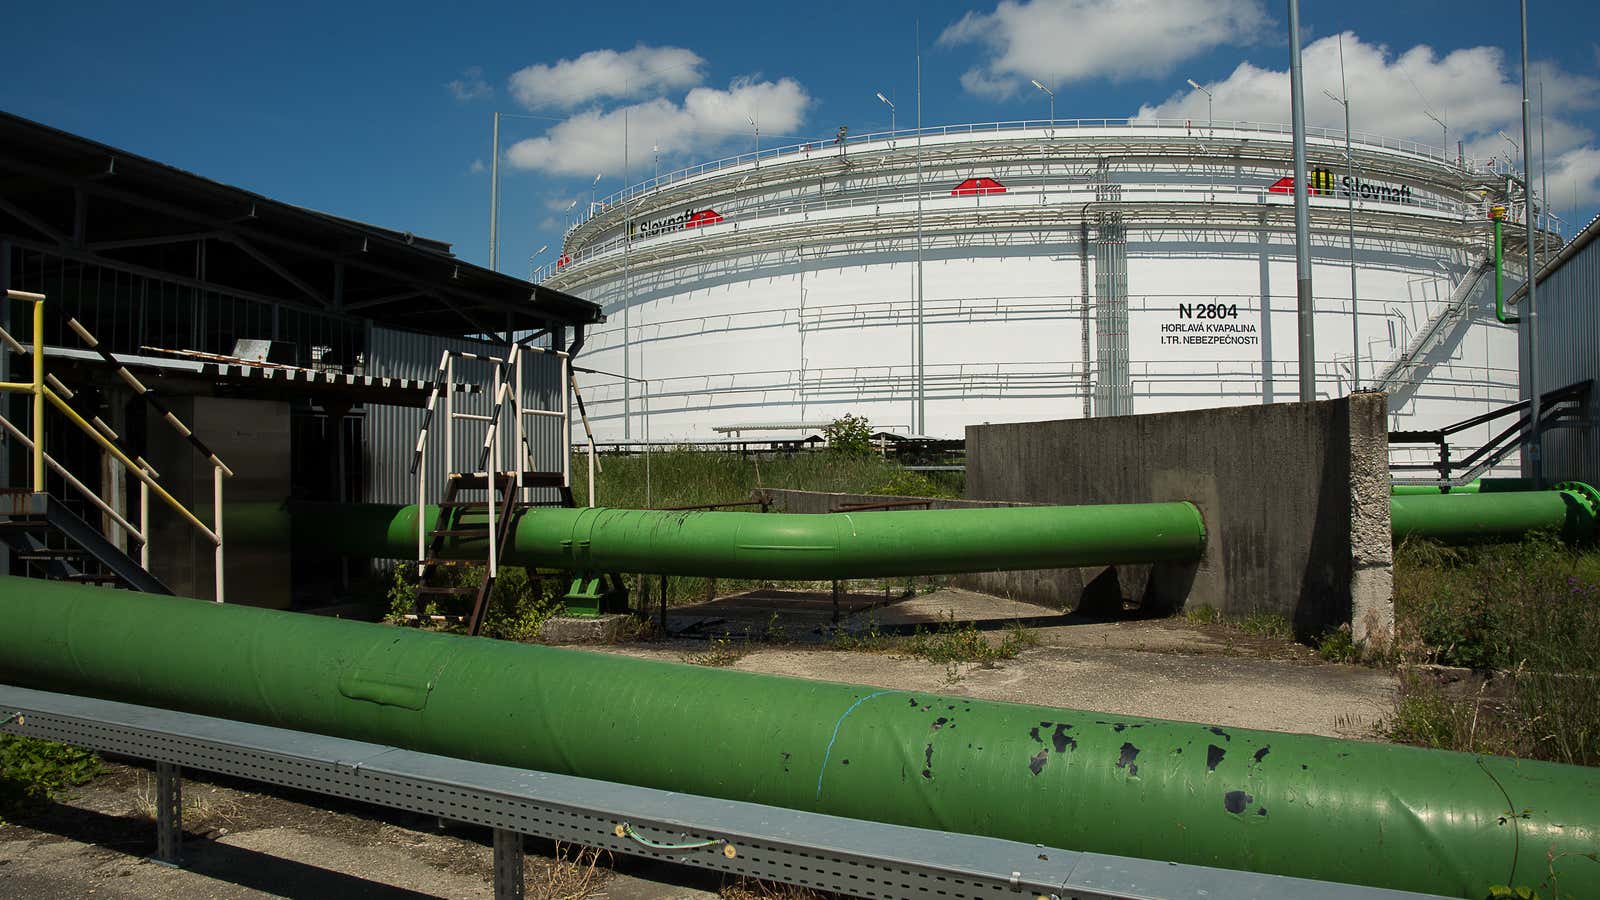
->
[213, 464, 224, 604]
[139, 472, 150, 570]
[487, 416, 498, 579]
[513, 345, 525, 503]
[417, 430, 427, 578]
[587, 440, 596, 508]
[560, 354, 571, 489]
[443, 354, 454, 477]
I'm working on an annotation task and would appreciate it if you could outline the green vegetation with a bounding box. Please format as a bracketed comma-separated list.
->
[821, 414, 873, 457]
[1388, 535, 1600, 767]
[685, 636, 748, 667]
[832, 615, 1039, 669]
[385, 563, 566, 642]
[1, 731, 101, 823]
[1237, 611, 1294, 641]
[571, 447, 962, 510]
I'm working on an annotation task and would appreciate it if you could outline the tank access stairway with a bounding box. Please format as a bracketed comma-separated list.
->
[1372, 256, 1493, 403]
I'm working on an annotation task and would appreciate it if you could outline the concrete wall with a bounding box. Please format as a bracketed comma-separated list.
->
[964, 394, 1393, 645]
[148, 397, 290, 608]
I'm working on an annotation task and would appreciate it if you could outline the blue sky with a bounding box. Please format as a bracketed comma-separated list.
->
[7, 1, 1600, 276]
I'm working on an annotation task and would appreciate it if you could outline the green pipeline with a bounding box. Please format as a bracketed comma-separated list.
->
[1391, 482, 1600, 544]
[1494, 214, 1520, 324]
[0, 578, 1595, 898]
[227, 501, 1209, 579]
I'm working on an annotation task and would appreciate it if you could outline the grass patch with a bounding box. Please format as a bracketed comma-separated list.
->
[571, 448, 963, 510]
[1389, 535, 1600, 767]
[569, 449, 963, 607]
[685, 636, 749, 667]
[1, 732, 102, 823]
[385, 564, 567, 642]
[1237, 611, 1294, 641]
[832, 615, 1039, 669]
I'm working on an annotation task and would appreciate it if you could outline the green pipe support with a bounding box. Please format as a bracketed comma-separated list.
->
[0, 579, 1595, 898]
[230, 501, 1209, 579]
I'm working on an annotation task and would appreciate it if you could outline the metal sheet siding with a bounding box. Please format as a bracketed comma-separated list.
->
[365, 327, 566, 507]
[1525, 238, 1600, 484]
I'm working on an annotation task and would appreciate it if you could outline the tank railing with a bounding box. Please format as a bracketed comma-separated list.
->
[582, 118, 1485, 224]
[543, 180, 1493, 281]
[0, 290, 227, 599]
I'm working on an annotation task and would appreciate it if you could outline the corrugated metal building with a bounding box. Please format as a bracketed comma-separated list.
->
[1515, 215, 1600, 484]
[365, 327, 570, 509]
[0, 112, 604, 606]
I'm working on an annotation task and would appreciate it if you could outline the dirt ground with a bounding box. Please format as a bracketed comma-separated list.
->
[2, 587, 1396, 898]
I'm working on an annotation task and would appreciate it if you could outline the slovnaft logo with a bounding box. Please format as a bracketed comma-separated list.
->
[1268, 168, 1413, 204]
[632, 208, 725, 238]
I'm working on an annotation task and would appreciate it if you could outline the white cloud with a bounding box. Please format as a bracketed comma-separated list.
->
[1545, 147, 1600, 217]
[940, 0, 1269, 97]
[506, 77, 811, 178]
[508, 45, 705, 110]
[447, 66, 491, 102]
[467, 159, 486, 174]
[1133, 32, 1600, 206]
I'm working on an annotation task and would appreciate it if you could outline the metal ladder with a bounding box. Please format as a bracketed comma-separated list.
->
[409, 343, 589, 633]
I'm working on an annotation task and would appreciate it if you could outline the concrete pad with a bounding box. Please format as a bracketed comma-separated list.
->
[540, 613, 633, 644]
[664, 587, 896, 637]
[860, 587, 1071, 628]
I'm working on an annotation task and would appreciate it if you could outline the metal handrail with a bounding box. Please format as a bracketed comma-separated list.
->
[586, 118, 1485, 218]
[542, 181, 1514, 281]
[2, 290, 225, 600]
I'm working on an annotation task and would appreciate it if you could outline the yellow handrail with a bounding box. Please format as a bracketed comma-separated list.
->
[42, 386, 218, 544]
[2, 290, 218, 544]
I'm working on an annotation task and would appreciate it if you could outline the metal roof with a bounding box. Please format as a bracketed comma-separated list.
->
[0, 112, 601, 336]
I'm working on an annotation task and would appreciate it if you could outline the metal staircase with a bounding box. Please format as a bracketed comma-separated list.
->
[409, 343, 621, 633]
[0, 492, 172, 593]
[0, 289, 223, 598]
[1373, 257, 1494, 401]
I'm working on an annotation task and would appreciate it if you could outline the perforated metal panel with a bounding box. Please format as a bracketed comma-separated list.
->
[0, 686, 1444, 900]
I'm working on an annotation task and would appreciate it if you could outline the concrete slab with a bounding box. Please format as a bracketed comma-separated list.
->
[540, 613, 633, 644]
[597, 587, 1393, 741]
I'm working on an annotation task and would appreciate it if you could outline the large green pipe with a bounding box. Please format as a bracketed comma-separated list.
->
[0, 578, 1595, 898]
[231, 501, 1209, 578]
[1391, 482, 1599, 544]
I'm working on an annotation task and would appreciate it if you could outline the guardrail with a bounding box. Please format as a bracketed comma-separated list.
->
[588, 118, 1481, 218]
[0, 290, 230, 600]
[539, 180, 1523, 283]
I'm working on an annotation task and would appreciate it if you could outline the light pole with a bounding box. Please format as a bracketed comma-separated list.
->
[488, 112, 501, 272]
[1029, 79, 1054, 126]
[589, 173, 603, 218]
[1186, 79, 1213, 136]
[876, 91, 895, 134]
[529, 244, 548, 282]
[1288, 0, 1316, 401]
[1423, 109, 1448, 166]
[1324, 80, 1360, 391]
[563, 199, 578, 231]
[746, 113, 759, 166]
[1519, 0, 1541, 486]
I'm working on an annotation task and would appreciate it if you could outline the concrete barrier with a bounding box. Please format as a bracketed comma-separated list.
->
[964, 394, 1392, 646]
